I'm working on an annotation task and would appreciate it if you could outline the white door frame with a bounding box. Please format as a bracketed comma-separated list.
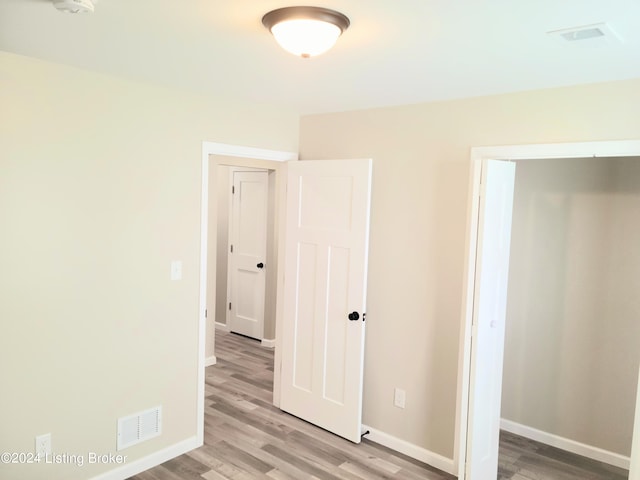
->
[197, 142, 297, 445]
[455, 139, 640, 479]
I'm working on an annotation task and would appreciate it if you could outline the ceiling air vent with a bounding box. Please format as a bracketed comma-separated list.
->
[548, 23, 623, 45]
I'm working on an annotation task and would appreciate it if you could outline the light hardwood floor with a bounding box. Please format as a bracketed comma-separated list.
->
[128, 331, 453, 480]
[128, 331, 629, 480]
[498, 430, 628, 480]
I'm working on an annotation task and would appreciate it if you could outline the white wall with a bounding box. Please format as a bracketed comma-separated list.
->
[299, 78, 640, 461]
[502, 156, 640, 456]
[0, 51, 298, 480]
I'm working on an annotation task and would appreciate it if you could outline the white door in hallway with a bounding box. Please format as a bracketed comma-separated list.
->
[465, 159, 516, 479]
[280, 159, 372, 443]
[228, 169, 268, 340]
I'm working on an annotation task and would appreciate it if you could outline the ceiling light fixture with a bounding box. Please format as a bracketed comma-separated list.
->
[52, 0, 97, 14]
[262, 6, 350, 58]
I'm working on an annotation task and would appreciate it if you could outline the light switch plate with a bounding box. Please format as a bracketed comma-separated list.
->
[170, 261, 182, 280]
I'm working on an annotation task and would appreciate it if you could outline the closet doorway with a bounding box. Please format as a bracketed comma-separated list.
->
[457, 140, 640, 480]
[499, 155, 638, 479]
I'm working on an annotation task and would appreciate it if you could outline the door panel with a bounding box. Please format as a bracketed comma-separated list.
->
[293, 242, 317, 392]
[300, 175, 354, 230]
[228, 170, 268, 340]
[465, 159, 516, 479]
[281, 159, 372, 443]
[325, 246, 350, 404]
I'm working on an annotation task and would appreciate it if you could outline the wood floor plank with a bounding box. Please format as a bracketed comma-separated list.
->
[161, 455, 210, 479]
[206, 441, 274, 476]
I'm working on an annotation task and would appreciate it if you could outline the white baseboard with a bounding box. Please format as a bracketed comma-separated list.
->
[362, 425, 456, 475]
[261, 338, 276, 349]
[215, 321, 230, 332]
[205, 355, 217, 366]
[501, 418, 630, 470]
[89, 436, 201, 480]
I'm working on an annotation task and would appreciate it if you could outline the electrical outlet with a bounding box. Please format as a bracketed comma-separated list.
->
[35, 433, 51, 457]
[394, 388, 406, 409]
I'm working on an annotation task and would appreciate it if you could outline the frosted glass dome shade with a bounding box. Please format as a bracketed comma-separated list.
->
[271, 19, 341, 57]
[262, 7, 350, 58]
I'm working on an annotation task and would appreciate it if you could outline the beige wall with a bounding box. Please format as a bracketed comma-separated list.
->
[298, 78, 640, 459]
[502, 156, 640, 456]
[0, 51, 298, 480]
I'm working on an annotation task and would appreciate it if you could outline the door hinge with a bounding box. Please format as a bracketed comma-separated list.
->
[363, 312, 366, 322]
[205, 309, 207, 318]
[229, 302, 232, 311]
[230, 244, 233, 253]
[232, 185, 235, 194]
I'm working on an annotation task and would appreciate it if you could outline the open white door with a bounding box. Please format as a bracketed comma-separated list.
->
[228, 170, 268, 340]
[465, 159, 515, 479]
[280, 158, 372, 443]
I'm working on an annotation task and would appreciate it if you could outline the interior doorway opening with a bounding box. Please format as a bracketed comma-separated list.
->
[198, 142, 297, 433]
[206, 154, 288, 360]
[456, 140, 640, 480]
[501, 155, 639, 470]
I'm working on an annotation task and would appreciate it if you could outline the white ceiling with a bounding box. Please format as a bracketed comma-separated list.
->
[2, 0, 640, 114]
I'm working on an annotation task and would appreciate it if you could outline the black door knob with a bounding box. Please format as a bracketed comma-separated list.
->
[256, 262, 264, 269]
[348, 311, 360, 321]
